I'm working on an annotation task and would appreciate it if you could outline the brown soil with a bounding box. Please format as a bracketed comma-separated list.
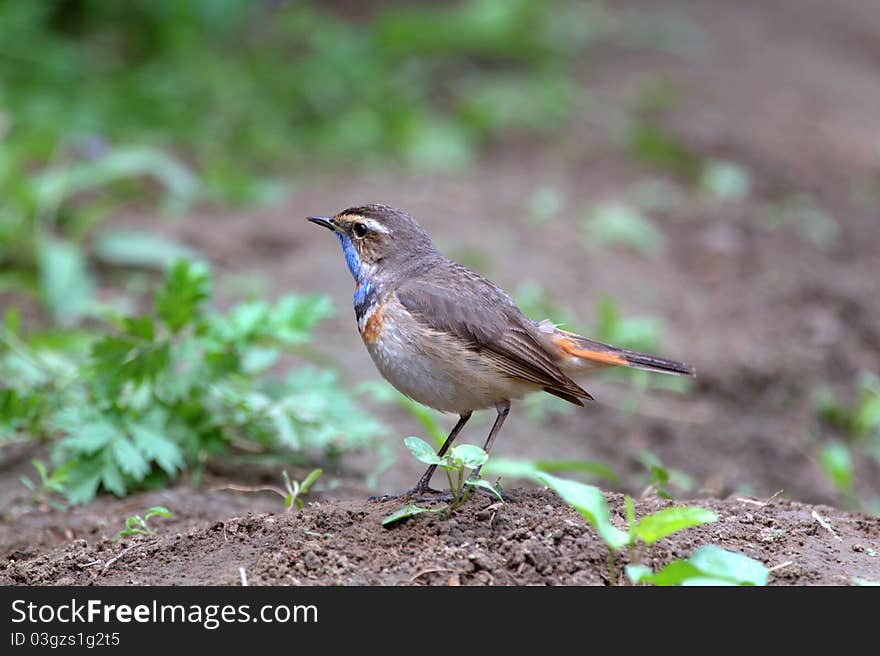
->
[2, 0, 880, 585]
[2, 486, 878, 586]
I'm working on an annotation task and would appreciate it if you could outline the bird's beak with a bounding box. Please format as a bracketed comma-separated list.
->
[307, 215, 339, 232]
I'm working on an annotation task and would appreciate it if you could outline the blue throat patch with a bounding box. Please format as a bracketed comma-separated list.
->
[336, 232, 375, 311]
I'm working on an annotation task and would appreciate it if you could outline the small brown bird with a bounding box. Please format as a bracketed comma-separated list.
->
[309, 204, 694, 495]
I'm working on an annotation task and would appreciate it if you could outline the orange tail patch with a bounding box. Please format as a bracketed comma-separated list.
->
[553, 336, 627, 367]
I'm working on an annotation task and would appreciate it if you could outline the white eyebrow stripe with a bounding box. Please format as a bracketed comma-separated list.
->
[361, 218, 391, 234]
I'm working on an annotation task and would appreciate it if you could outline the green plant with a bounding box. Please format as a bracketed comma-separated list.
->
[114, 506, 173, 540]
[582, 201, 666, 257]
[625, 545, 769, 586]
[635, 450, 695, 499]
[382, 438, 502, 526]
[18, 459, 72, 511]
[0, 143, 199, 325]
[1, 260, 381, 504]
[0, 1, 603, 201]
[484, 458, 716, 583]
[813, 373, 880, 508]
[816, 373, 880, 444]
[758, 195, 839, 247]
[282, 468, 323, 512]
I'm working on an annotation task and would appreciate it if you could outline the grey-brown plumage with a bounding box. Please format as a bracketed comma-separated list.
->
[396, 263, 593, 406]
[308, 203, 694, 496]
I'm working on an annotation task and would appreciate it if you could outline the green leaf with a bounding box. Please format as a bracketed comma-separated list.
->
[451, 444, 488, 469]
[61, 459, 103, 505]
[93, 230, 201, 270]
[36, 237, 95, 325]
[537, 473, 629, 550]
[121, 315, 155, 341]
[819, 442, 853, 491]
[100, 460, 127, 497]
[633, 507, 718, 545]
[635, 560, 704, 586]
[404, 436, 443, 465]
[130, 424, 184, 475]
[625, 564, 653, 584]
[64, 421, 118, 454]
[583, 202, 665, 257]
[144, 506, 173, 520]
[680, 577, 739, 586]
[111, 438, 150, 481]
[535, 459, 620, 485]
[155, 260, 210, 332]
[464, 478, 503, 501]
[700, 160, 751, 201]
[688, 545, 769, 586]
[382, 504, 437, 527]
[33, 146, 198, 213]
[269, 295, 334, 344]
[482, 458, 543, 480]
[299, 469, 323, 496]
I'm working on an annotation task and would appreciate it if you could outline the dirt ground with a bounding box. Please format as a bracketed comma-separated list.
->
[2, 486, 878, 586]
[2, 0, 879, 585]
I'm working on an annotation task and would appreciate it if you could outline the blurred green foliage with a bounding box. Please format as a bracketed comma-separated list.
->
[0, 0, 605, 324]
[0, 141, 199, 324]
[0, 0, 597, 203]
[814, 373, 880, 510]
[1, 260, 381, 503]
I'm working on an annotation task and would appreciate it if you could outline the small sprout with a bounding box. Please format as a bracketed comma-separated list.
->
[699, 160, 751, 201]
[818, 442, 853, 493]
[19, 460, 71, 511]
[282, 468, 323, 512]
[114, 506, 173, 541]
[583, 202, 666, 257]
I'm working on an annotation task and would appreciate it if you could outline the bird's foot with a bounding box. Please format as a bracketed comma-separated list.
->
[368, 486, 453, 503]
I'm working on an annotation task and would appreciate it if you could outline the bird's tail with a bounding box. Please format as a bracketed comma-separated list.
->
[542, 323, 695, 377]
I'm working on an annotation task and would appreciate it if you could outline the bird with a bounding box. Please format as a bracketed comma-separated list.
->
[308, 203, 694, 497]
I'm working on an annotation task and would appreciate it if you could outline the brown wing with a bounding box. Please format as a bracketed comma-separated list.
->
[395, 265, 592, 405]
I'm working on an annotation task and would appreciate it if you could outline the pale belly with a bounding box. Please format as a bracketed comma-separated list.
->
[359, 302, 535, 413]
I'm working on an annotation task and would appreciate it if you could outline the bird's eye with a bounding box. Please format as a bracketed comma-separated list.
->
[352, 223, 368, 238]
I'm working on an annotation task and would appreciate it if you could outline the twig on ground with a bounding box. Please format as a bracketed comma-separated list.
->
[411, 568, 452, 582]
[101, 539, 159, 576]
[811, 510, 843, 541]
[768, 561, 794, 574]
[211, 483, 286, 498]
[240, 566, 249, 587]
[736, 490, 784, 507]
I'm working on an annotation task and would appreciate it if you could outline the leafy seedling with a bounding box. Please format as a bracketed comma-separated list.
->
[583, 202, 666, 257]
[382, 438, 502, 526]
[636, 450, 695, 499]
[114, 506, 173, 541]
[813, 372, 880, 509]
[626, 545, 769, 586]
[483, 459, 715, 583]
[19, 459, 72, 511]
[282, 468, 323, 512]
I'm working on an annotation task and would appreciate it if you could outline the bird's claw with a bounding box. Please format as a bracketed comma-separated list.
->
[368, 486, 452, 503]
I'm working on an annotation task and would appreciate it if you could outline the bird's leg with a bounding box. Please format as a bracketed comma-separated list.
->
[468, 401, 510, 484]
[370, 412, 472, 501]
